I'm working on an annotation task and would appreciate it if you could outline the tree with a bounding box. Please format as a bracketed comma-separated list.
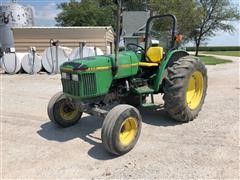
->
[149, 0, 239, 55]
[190, 0, 240, 56]
[55, 0, 146, 28]
[56, 0, 239, 55]
[148, 0, 199, 44]
[124, 0, 147, 11]
[55, 0, 116, 27]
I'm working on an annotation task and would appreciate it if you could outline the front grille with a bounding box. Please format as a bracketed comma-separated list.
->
[62, 79, 80, 96]
[62, 73, 97, 97]
[82, 73, 97, 96]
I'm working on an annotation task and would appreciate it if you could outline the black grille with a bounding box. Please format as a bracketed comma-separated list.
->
[62, 73, 97, 97]
[82, 73, 97, 96]
[62, 79, 80, 96]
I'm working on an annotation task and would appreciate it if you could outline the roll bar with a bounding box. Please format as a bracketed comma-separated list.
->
[144, 14, 177, 50]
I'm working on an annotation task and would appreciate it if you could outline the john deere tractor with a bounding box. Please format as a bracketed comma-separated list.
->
[48, 0, 207, 155]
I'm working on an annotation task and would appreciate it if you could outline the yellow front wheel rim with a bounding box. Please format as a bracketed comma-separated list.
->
[60, 103, 79, 121]
[186, 71, 204, 110]
[119, 117, 138, 146]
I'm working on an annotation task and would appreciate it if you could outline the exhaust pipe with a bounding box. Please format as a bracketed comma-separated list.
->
[113, 0, 122, 75]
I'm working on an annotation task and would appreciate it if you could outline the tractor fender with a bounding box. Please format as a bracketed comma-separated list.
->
[153, 50, 189, 92]
[165, 50, 189, 68]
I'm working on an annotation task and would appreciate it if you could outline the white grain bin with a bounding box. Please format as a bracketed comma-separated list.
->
[69, 47, 104, 60]
[42, 46, 69, 74]
[0, 2, 34, 27]
[0, 52, 26, 74]
[0, 1, 34, 51]
[21, 53, 42, 74]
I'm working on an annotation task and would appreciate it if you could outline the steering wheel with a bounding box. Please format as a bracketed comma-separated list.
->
[126, 43, 145, 53]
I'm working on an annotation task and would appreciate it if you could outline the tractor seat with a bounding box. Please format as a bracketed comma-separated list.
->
[139, 46, 164, 67]
[146, 46, 163, 63]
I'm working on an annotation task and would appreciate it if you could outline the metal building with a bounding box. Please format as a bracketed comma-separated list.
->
[12, 26, 114, 54]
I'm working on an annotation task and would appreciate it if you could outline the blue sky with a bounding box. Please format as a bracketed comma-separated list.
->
[1, 0, 240, 46]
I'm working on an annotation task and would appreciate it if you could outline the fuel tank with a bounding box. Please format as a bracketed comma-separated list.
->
[114, 51, 140, 79]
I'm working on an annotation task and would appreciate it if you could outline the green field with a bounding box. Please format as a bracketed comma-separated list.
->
[186, 46, 240, 51]
[198, 55, 232, 65]
[201, 51, 240, 57]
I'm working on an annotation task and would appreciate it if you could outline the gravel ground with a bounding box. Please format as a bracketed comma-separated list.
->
[1, 57, 239, 179]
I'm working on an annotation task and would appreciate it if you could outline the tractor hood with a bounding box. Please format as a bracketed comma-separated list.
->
[60, 55, 113, 73]
[60, 51, 140, 99]
[60, 51, 140, 79]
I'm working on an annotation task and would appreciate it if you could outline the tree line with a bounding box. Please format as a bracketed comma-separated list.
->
[55, 0, 239, 56]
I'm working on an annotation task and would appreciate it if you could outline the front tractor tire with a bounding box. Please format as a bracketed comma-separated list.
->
[101, 105, 142, 155]
[163, 56, 207, 122]
[47, 92, 82, 127]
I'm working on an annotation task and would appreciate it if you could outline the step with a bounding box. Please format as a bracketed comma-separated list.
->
[134, 86, 154, 95]
[141, 103, 156, 108]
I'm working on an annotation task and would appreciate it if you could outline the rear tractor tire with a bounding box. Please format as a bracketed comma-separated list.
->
[101, 104, 142, 155]
[163, 56, 207, 122]
[47, 92, 82, 127]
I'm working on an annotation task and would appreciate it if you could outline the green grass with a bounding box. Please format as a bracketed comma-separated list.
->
[201, 51, 240, 57]
[198, 55, 232, 65]
[186, 46, 240, 51]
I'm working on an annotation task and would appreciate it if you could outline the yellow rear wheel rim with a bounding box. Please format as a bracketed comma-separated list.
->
[186, 71, 204, 110]
[119, 117, 138, 146]
[60, 103, 79, 121]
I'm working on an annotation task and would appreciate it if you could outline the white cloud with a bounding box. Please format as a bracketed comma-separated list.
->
[32, 2, 60, 21]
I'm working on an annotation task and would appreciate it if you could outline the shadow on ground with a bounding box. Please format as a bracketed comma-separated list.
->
[140, 106, 183, 126]
[37, 115, 116, 160]
[37, 106, 182, 160]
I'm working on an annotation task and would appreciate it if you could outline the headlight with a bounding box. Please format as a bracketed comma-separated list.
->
[72, 74, 79, 81]
[62, 72, 67, 79]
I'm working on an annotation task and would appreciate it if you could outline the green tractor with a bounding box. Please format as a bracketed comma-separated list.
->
[48, 1, 207, 155]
